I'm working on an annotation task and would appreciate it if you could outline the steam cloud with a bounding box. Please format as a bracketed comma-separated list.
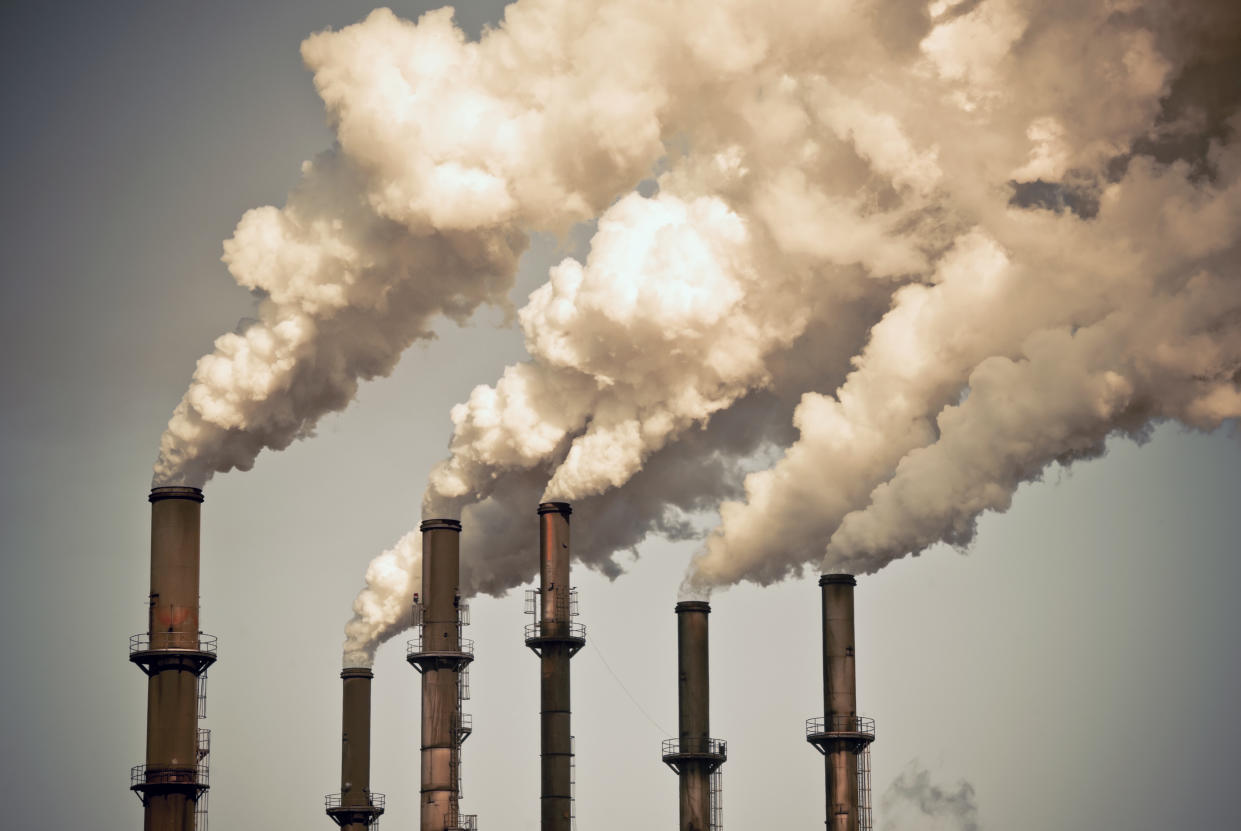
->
[168, 1, 1240, 665]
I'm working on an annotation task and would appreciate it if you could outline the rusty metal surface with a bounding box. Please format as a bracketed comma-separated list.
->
[809, 574, 875, 831]
[535, 502, 576, 831]
[132, 487, 210, 831]
[415, 520, 468, 831]
[326, 667, 384, 829]
[666, 601, 725, 831]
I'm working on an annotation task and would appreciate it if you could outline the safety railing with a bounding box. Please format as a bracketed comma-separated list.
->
[455, 712, 473, 744]
[407, 635, 475, 656]
[413, 600, 470, 627]
[446, 809, 477, 830]
[523, 620, 587, 640]
[131, 763, 209, 789]
[524, 588, 581, 618]
[662, 737, 728, 759]
[805, 716, 875, 738]
[324, 792, 386, 812]
[130, 632, 218, 654]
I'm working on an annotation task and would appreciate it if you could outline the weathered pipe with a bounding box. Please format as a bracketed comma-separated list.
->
[135, 486, 211, 831]
[676, 601, 713, 831]
[820, 574, 862, 831]
[419, 518, 465, 831]
[327, 667, 383, 830]
[537, 502, 574, 831]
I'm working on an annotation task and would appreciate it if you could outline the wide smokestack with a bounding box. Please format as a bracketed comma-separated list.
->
[806, 575, 875, 831]
[129, 486, 216, 830]
[662, 601, 726, 831]
[525, 502, 586, 831]
[326, 667, 385, 829]
[407, 519, 476, 831]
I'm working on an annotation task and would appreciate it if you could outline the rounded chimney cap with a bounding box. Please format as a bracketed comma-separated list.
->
[149, 486, 204, 504]
[340, 667, 374, 680]
[420, 518, 462, 532]
[675, 600, 711, 614]
[537, 501, 573, 516]
[819, 573, 857, 587]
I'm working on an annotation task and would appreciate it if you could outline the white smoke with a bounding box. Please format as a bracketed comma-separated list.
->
[281, 0, 1241, 662]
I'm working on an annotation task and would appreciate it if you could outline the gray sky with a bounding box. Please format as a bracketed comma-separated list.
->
[1, 2, 1239, 830]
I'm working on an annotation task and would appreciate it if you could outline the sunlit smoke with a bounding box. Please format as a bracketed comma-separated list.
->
[304, 0, 1241, 663]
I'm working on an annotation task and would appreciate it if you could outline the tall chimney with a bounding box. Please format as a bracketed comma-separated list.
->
[407, 519, 476, 831]
[130, 486, 216, 830]
[806, 575, 875, 831]
[662, 601, 726, 831]
[525, 502, 586, 831]
[326, 667, 385, 829]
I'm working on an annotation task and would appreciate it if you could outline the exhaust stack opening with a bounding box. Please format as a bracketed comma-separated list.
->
[806, 575, 875, 831]
[129, 486, 215, 831]
[662, 601, 726, 831]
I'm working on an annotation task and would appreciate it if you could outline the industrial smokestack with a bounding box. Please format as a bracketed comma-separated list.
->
[326, 667, 385, 829]
[662, 601, 726, 831]
[806, 575, 875, 831]
[129, 486, 216, 830]
[525, 502, 586, 831]
[407, 519, 476, 831]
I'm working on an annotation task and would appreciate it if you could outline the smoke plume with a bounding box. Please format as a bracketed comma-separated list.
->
[882, 763, 981, 831]
[265, 0, 1241, 664]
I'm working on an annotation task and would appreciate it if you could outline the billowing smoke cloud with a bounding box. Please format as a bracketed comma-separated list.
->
[152, 5, 688, 486]
[331, 0, 1241, 662]
[882, 763, 981, 831]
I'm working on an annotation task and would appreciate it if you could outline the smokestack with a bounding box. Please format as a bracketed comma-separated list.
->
[806, 575, 875, 831]
[129, 486, 216, 830]
[662, 601, 726, 831]
[525, 502, 586, 831]
[326, 667, 385, 829]
[407, 519, 476, 831]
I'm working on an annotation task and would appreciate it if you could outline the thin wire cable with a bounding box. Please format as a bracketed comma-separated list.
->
[585, 631, 673, 737]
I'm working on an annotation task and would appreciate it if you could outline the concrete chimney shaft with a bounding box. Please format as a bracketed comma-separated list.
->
[409, 519, 473, 831]
[327, 667, 384, 830]
[529, 502, 583, 831]
[130, 486, 214, 831]
[663, 602, 726, 831]
[807, 574, 875, 831]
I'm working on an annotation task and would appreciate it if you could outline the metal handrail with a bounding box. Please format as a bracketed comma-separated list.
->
[131, 632, 218, 654]
[324, 792, 386, 811]
[805, 716, 875, 737]
[523, 620, 586, 640]
[662, 737, 728, 759]
[131, 763, 209, 788]
[406, 635, 475, 656]
[447, 810, 477, 831]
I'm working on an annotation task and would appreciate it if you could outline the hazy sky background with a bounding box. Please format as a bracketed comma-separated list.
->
[1, 2, 1239, 830]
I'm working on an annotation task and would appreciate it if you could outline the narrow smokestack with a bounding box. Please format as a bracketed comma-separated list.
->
[525, 502, 586, 831]
[806, 575, 875, 831]
[326, 667, 385, 829]
[129, 486, 216, 830]
[662, 601, 726, 831]
[407, 519, 476, 831]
